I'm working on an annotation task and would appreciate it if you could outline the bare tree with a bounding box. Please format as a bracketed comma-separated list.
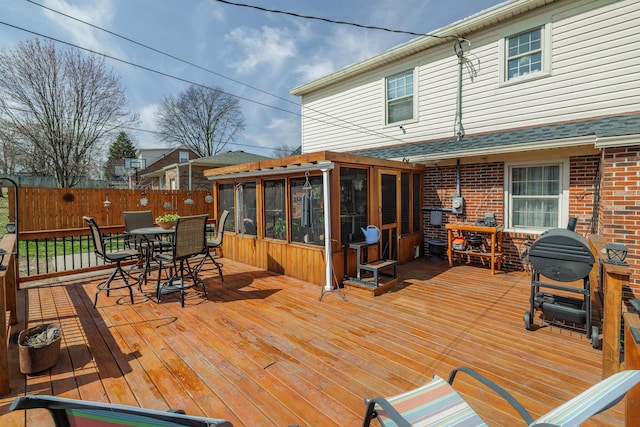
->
[156, 85, 245, 157]
[0, 38, 137, 188]
[272, 143, 299, 158]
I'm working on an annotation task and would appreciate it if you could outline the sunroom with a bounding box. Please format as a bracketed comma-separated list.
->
[204, 151, 425, 290]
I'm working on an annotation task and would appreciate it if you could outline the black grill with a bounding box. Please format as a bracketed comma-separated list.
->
[528, 228, 594, 282]
[524, 228, 599, 348]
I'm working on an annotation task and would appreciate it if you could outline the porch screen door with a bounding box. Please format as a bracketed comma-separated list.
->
[379, 171, 399, 261]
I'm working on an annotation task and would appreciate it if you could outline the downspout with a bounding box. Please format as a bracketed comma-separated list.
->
[322, 167, 332, 291]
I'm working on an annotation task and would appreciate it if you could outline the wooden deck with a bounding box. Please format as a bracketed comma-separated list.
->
[0, 257, 625, 426]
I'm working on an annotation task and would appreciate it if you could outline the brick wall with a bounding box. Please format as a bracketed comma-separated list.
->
[599, 147, 640, 299]
[423, 154, 609, 274]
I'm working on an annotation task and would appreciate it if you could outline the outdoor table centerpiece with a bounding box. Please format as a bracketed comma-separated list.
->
[155, 214, 180, 229]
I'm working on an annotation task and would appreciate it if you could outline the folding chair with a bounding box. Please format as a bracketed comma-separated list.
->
[83, 216, 141, 307]
[362, 367, 640, 427]
[10, 394, 233, 427]
[198, 210, 229, 281]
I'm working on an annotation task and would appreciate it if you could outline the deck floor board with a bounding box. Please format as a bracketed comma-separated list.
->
[1, 257, 626, 426]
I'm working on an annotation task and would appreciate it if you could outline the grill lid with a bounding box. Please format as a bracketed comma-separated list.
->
[528, 228, 594, 282]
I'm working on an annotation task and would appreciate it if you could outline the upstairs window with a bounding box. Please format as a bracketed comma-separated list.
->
[179, 151, 189, 163]
[507, 28, 542, 79]
[386, 70, 414, 124]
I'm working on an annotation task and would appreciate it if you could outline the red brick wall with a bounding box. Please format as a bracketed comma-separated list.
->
[423, 155, 606, 273]
[599, 147, 640, 299]
[569, 155, 599, 235]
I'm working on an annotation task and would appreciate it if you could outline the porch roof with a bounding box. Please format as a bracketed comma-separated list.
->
[352, 112, 640, 164]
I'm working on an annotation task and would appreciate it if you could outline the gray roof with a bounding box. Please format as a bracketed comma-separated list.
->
[353, 113, 640, 161]
[191, 150, 271, 167]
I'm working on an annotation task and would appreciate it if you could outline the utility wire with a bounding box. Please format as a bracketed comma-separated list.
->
[0, 21, 404, 144]
[20, 1, 410, 144]
[214, 0, 453, 39]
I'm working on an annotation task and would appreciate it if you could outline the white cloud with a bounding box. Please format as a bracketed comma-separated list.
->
[224, 26, 297, 75]
[41, 0, 121, 56]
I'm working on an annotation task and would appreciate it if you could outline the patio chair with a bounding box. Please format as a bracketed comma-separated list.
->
[362, 367, 640, 427]
[123, 210, 172, 253]
[198, 210, 229, 282]
[155, 214, 208, 307]
[10, 394, 233, 427]
[83, 216, 142, 307]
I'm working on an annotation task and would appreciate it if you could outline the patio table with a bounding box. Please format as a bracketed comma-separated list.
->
[126, 226, 175, 288]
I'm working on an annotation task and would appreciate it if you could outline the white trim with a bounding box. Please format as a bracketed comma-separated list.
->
[384, 67, 418, 126]
[207, 162, 335, 181]
[498, 18, 552, 86]
[390, 135, 596, 163]
[595, 134, 640, 148]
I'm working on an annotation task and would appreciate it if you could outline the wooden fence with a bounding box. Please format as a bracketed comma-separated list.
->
[12, 188, 215, 231]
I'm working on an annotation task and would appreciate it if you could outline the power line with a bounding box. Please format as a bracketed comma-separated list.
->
[0, 21, 409, 145]
[25, 0, 296, 108]
[17, 2, 411, 144]
[214, 0, 453, 39]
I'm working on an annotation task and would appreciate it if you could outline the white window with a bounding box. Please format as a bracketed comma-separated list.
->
[500, 22, 551, 84]
[386, 69, 414, 124]
[179, 151, 189, 163]
[507, 28, 542, 79]
[505, 160, 569, 231]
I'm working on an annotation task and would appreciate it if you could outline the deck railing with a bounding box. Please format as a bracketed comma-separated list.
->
[17, 222, 217, 282]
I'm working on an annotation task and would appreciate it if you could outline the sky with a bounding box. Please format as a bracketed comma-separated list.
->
[0, 0, 505, 158]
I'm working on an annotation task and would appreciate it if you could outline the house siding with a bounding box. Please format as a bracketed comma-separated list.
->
[299, 0, 640, 154]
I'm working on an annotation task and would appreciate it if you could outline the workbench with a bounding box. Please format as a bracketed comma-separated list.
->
[445, 222, 504, 275]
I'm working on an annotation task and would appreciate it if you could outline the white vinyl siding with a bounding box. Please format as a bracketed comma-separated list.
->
[298, 0, 640, 155]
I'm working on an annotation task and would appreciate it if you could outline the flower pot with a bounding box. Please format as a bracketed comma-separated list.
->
[157, 221, 176, 229]
[18, 323, 62, 374]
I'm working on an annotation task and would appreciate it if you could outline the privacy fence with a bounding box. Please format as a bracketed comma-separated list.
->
[3, 187, 216, 281]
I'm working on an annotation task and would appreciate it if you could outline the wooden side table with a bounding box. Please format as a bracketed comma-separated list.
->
[445, 222, 504, 275]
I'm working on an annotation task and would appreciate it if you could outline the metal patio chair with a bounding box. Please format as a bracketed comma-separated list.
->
[11, 394, 233, 427]
[155, 214, 208, 307]
[123, 210, 173, 252]
[362, 367, 640, 427]
[83, 216, 141, 307]
[197, 209, 229, 282]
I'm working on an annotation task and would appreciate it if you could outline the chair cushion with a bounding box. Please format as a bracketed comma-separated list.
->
[376, 375, 487, 427]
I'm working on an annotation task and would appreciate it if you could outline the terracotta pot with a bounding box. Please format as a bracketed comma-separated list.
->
[18, 323, 62, 375]
[157, 221, 176, 229]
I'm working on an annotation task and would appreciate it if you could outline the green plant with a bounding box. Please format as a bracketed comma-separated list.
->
[272, 218, 287, 239]
[155, 214, 180, 223]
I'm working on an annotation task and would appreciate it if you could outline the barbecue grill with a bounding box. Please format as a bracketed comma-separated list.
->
[523, 228, 599, 348]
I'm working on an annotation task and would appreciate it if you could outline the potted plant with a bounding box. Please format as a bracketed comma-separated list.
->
[155, 214, 180, 229]
[18, 323, 62, 374]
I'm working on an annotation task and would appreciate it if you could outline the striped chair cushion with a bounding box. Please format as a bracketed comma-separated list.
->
[375, 375, 487, 427]
[531, 370, 640, 426]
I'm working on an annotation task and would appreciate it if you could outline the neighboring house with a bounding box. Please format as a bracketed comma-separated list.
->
[142, 150, 270, 190]
[290, 0, 640, 295]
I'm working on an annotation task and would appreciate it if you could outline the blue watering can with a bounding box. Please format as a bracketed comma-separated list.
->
[361, 225, 380, 244]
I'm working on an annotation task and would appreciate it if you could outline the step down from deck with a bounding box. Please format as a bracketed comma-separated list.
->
[344, 258, 398, 296]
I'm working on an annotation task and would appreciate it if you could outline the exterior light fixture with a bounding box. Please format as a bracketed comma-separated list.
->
[184, 191, 194, 205]
[140, 190, 148, 206]
[103, 198, 111, 208]
[5, 222, 16, 233]
[604, 243, 629, 266]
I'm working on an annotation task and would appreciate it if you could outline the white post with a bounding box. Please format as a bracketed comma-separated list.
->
[322, 167, 332, 291]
